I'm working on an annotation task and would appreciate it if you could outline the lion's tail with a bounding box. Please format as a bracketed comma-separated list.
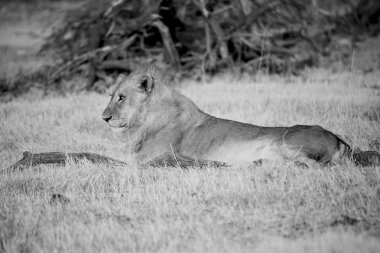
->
[337, 137, 352, 158]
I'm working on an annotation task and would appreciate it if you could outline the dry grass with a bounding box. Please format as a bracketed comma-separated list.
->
[1, 70, 380, 253]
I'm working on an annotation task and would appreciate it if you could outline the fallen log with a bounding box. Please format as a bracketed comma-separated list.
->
[6, 151, 229, 172]
[6, 149, 379, 172]
[353, 151, 380, 167]
[8, 151, 127, 171]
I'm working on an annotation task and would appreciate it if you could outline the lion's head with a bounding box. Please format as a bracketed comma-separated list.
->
[102, 65, 171, 133]
[102, 70, 156, 133]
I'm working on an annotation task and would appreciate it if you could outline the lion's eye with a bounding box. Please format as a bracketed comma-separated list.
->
[118, 95, 125, 102]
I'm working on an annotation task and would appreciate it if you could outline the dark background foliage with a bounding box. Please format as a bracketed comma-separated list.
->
[1, 0, 379, 97]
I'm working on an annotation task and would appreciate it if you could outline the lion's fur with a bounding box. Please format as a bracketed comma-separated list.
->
[102, 65, 377, 167]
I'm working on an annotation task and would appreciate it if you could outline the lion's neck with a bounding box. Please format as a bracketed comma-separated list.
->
[147, 90, 206, 133]
[128, 90, 208, 158]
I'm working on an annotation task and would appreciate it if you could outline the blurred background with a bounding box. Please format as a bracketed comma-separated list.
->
[0, 0, 379, 101]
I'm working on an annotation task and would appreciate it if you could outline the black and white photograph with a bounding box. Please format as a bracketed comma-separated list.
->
[1, 0, 380, 252]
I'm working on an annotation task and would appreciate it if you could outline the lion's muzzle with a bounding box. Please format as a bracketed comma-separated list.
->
[102, 107, 114, 122]
[102, 115, 112, 122]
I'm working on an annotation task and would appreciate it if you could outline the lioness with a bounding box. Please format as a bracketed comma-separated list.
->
[8, 64, 379, 170]
[101, 65, 379, 167]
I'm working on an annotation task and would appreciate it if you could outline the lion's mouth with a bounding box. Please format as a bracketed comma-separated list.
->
[109, 124, 128, 133]
[108, 120, 128, 129]
[110, 124, 128, 129]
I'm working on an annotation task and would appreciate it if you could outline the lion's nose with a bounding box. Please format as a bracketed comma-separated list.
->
[102, 115, 112, 122]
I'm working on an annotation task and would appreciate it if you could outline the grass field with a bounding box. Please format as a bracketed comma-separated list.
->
[1, 69, 380, 252]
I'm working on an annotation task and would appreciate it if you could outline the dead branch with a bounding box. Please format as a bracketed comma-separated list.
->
[85, 20, 103, 90]
[6, 151, 229, 172]
[152, 20, 180, 67]
[119, 34, 138, 59]
[37, 0, 378, 92]
[7, 151, 127, 171]
[228, 0, 281, 35]
[353, 151, 380, 166]
[51, 46, 117, 80]
[99, 60, 134, 71]
[7, 149, 378, 171]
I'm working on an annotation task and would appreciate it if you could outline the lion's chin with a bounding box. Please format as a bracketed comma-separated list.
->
[110, 126, 127, 133]
[109, 123, 128, 133]
[111, 127, 127, 133]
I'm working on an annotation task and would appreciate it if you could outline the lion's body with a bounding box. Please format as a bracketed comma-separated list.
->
[9, 65, 379, 171]
[102, 65, 357, 167]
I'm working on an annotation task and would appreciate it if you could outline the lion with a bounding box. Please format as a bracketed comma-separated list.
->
[8, 65, 380, 170]
[101, 65, 379, 167]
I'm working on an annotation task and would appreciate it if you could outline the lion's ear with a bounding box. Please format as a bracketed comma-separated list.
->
[140, 73, 154, 93]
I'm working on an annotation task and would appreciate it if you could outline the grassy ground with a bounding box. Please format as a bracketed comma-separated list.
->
[1, 70, 380, 252]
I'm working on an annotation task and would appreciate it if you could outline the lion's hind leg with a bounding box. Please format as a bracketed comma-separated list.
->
[280, 125, 353, 167]
[279, 138, 337, 168]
